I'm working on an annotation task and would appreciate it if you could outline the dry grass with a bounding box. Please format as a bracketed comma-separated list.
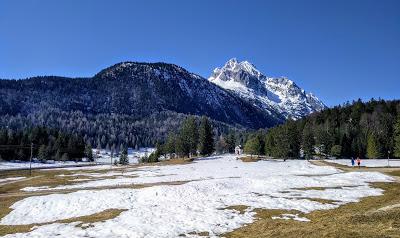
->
[0, 208, 126, 236]
[159, 158, 194, 165]
[224, 205, 249, 214]
[239, 156, 261, 162]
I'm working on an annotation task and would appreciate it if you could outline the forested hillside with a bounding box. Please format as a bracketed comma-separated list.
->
[243, 99, 400, 159]
[0, 62, 281, 150]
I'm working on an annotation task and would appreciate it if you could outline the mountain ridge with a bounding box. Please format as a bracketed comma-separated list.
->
[208, 58, 326, 119]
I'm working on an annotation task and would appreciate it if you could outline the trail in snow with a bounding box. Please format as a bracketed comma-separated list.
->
[326, 159, 400, 168]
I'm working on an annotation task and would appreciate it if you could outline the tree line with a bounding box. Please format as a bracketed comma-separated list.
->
[0, 126, 92, 162]
[0, 109, 242, 156]
[243, 99, 400, 159]
[148, 116, 218, 161]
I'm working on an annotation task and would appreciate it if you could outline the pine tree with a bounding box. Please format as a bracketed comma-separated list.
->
[119, 147, 129, 165]
[366, 133, 382, 159]
[55, 149, 62, 161]
[85, 144, 94, 161]
[330, 145, 342, 158]
[61, 153, 69, 161]
[38, 144, 49, 162]
[302, 125, 314, 159]
[164, 133, 176, 155]
[274, 126, 290, 158]
[244, 135, 262, 158]
[225, 133, 236, 153]
[176, 116, 198, 158]
[264, 132, 275, 156]
[215, 135, 227, 154]
[315, 127, 331, 156]
[198, 116, 214, 156]
[394, 115, 400, 158]
[286, 120, 300, 157]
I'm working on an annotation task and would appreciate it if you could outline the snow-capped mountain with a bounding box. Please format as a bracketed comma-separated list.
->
[208, 58, 326, 119]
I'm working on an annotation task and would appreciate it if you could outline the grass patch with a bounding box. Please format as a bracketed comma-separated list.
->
[387, 170, 400, 177]
[0, 208, 126, 236]
[224, 205, 249, 214]
[0, 169, 100, 195]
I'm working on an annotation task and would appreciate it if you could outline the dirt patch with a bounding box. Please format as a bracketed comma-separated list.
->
[187, 231, 210, 236]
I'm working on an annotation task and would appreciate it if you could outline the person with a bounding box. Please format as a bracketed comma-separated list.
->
[351, 157, 355, 167]
[356, 157, 361, 168]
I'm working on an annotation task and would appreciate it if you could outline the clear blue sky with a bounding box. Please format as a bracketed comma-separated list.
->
[1, 0, 399, 106]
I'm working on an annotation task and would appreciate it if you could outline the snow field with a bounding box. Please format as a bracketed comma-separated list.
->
[0, 155, 394, 238]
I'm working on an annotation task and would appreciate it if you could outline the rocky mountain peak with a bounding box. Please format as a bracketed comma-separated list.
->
[208, 59, 326, 119]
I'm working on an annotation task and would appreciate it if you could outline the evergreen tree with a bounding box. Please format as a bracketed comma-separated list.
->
[394, 115, 400, 158]
[273, 126, 290, 158]
[330, 145, 342, 158]
[215, 135, 228, 154]
[61, 153, 69, 161]
[198, 116, 214, 156]
[315, 127, 331, 156]
[164, 133, 176, 155]
[176, 116, 198, 157]
[55, 149, 62, 161]
[286, 120, 300, 157]
[119, 147, 129, 165]
[244, 135, 262, 158]
[264, 132, 275, 156]
[225, 133, 236, 153]
[366, 133, 382, 158]
[302, 124, 315, 159]
[85, 144, 94, 161]
[38, 144, 49, 162]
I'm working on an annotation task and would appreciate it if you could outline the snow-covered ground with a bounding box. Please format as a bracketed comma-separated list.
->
[0, 161, 96, 171]
[326, 159, 400, 167]
[0, 155, 393, 238]
[93, 147, 155, 164]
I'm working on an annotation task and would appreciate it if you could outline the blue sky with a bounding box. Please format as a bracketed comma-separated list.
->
[0, 0, 399, 106]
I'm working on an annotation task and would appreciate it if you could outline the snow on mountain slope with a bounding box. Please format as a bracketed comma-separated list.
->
[208, 58, 326, 119]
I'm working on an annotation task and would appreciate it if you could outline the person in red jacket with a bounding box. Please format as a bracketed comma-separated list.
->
[356, 157, 361, 168]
